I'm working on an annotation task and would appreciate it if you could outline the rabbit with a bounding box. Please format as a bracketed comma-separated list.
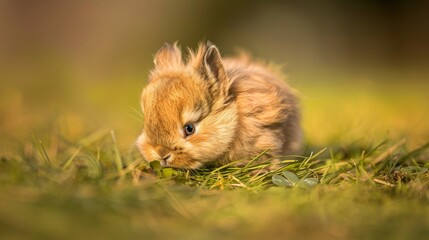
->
[136, 42, 301, 169]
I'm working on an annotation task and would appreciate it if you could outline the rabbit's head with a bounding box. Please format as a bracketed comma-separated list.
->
[137, 42, 237, 168]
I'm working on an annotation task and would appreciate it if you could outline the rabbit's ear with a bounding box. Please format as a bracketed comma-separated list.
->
[201, 43, 230, 100]
[202, 43, 226, 83]
[154, 42, 183, 68]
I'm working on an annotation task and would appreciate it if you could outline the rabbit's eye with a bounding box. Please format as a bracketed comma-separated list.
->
[184, 124, 195, 136]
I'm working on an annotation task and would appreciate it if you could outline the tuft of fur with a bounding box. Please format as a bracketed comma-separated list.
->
[136, 42, 301, 169]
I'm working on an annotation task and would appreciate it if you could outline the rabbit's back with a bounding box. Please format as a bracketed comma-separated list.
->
[223, 57, 301, 160]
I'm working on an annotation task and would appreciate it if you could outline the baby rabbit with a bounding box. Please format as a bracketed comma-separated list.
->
[137, 42, 301, 169]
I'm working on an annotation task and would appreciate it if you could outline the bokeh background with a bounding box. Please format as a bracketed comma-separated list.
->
[1, 0, 428, 153]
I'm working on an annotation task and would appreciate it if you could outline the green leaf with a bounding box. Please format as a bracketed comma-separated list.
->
[272, 174, 293, 187]
[282, 170, 300, 184]
[161, 168, 176, 178]
[297, 178, 319, 189]
[149, 161, 162, 177]
[150, 161, 161, 171]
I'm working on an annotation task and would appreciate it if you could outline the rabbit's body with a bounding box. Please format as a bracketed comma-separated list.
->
[220, 57, 301, 165]
[137, 42, 301, 169]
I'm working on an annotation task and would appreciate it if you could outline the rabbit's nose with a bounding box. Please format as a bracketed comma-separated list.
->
[160, 153, 172, 166]
[156, 147, 172, 161]
[162, 154, 172, 161]
[162, 154, 172, 164]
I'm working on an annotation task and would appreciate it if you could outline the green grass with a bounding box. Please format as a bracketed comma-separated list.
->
[1, 129, 428, 239]
[1, 78, 429, 239]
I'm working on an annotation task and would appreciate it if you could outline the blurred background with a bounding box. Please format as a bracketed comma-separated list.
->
[1, 0, 428, 152]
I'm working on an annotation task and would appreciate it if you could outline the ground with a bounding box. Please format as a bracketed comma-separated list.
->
[0, 72, 428, 240]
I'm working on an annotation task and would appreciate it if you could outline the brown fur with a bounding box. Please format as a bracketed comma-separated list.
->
[136, 42, 301, 169]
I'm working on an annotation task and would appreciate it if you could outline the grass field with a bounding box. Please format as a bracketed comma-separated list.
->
[1, 72, 428, 239]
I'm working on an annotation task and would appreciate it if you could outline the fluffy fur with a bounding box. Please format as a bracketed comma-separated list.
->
[136, 42, 301, 168]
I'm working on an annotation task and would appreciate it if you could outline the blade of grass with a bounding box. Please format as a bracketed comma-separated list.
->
[372, 138, 407, 165]
[238, 149, 271, 173]
[300, 148, 327, 168]
[110, 130, 124, 176]
[33, 137, 51, 167]
[79, 129, 110, 147]
[197, 160, 243, 190]
[61, 146, 82, 170]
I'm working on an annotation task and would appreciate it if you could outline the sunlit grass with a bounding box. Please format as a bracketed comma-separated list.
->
[1, 131, 428, 239]
[0, 76, 428, 239]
